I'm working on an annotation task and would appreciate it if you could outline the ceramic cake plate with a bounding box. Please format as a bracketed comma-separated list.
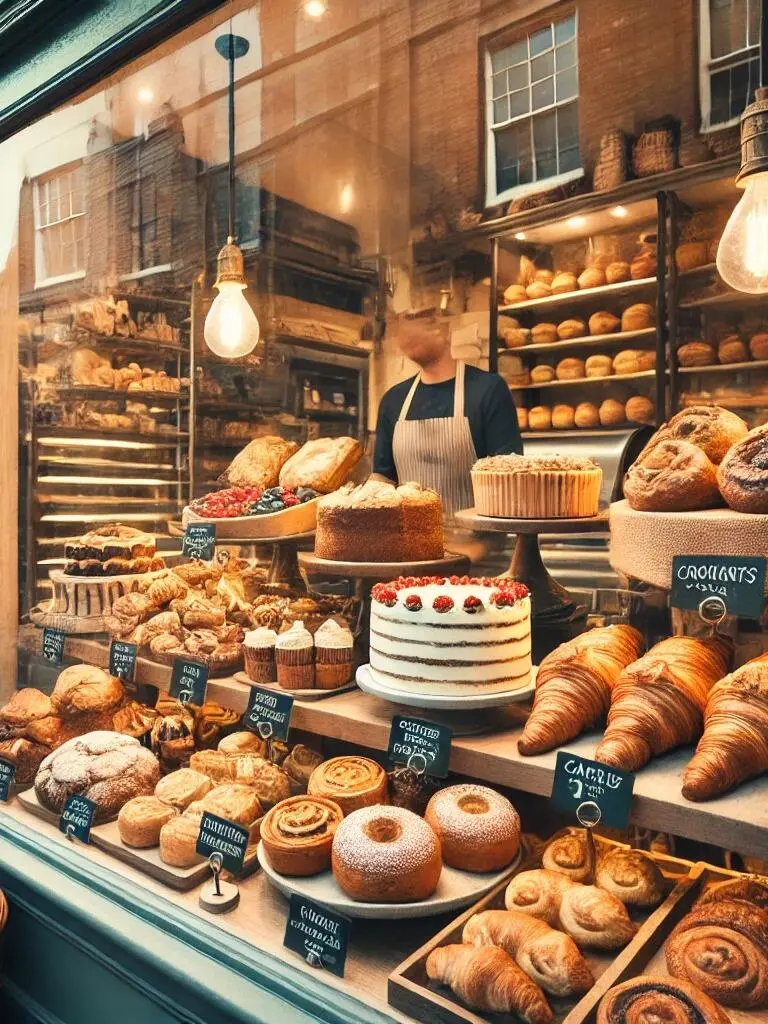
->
[355, 664, 535, 710]
[257, 842, 522, 919]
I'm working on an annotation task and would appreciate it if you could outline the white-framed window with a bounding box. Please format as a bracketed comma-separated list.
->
[33, 165, 87, 287]
[484, 12, 581, 207]
[700, 0, 760, 132]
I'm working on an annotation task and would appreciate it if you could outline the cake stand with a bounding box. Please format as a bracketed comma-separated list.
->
[356, 664, 535, 711]
[455, 508, 609, 662]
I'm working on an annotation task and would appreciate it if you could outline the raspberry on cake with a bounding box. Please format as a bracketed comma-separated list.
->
[369, 577, 531, 696]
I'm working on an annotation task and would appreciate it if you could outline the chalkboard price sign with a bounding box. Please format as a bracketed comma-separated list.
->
[284, 894, 350, 978]
[196, 812, 249, 875]
[168, 658, 209, 707]
[387, 715, 452, 778]
[42, 627, 66, 666]
[59, 794, 97, 843]
[182, 523, 216, 561]
[671, 555, 766, 620]
[109, 641, 138, 682]
[0, 757, 15, 802]
[551, 751, 635, 829]
[244, 685, 293, 742]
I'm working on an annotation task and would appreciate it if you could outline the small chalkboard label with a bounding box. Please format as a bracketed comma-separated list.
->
[551, 751, 635, 829]
[59, 794, 97, 843]
[109, 641, 137, 682]
[0, 757, 15, 802]
[244, 685, 293, 742]
[168, 658, 209, 707]
[387, 715, 452, 778]
[42, 627, 66, 666]
[671, 555, 766, 620]
[182, 523, 216, 561]
[195, 812, 249, 875]
[284, 894, 350, 978]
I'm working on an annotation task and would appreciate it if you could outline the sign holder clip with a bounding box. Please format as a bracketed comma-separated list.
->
[199, 852, 240, 914]
[576, 800, 601, 884]
[697, 595, 728, 637]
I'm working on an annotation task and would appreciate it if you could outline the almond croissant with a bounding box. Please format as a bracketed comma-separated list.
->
[425, 944, 553, 1023]
[594, 635, 732, 772]
[519, 624, 644, 756]
[682, 653, 768, 801]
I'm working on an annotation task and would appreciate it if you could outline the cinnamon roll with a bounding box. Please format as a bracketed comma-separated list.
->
[698, 876, 768, 909]
[260, 795, 344, 876]
[542, 833, 593, 882]
[595, 848, 665, 907]
[597, 976, 731, 1024]
[717, 423, 768, 513]
[307, 756, 388, 815]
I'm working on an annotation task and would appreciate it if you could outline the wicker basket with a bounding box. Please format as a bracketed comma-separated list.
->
[633, 128, 677, 177]
[593, 129, 628, 191]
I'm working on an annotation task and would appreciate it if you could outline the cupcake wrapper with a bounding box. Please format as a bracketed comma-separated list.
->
[471, 467, 601, 518]
[244, 648, 277, 684]
[277, 664, 315, 690]
[314, 663, 352, 690]
[276, 647, 314, 667]
[315, 646, 353, 666]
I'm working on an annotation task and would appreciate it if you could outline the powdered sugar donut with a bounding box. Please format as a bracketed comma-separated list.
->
[331, 805, 442, 902]
[425, 784, 520, 872]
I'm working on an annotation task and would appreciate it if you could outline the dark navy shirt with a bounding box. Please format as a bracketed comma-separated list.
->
[373, 365, 522, 483]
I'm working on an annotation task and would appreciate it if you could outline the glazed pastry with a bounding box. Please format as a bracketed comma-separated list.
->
[151, 708, 195, 772]
[425, 784, 520, 872]
[621, 304, 654, 332]
[281, 744, 324, 790]
[645, 406, 748, 464]
[599, 399, 626, 426]
[579, 267, 606, 290]
[118, 795, 177, 848]
[154, 767, 212, 810]
[531, 364, 556, 383]
[557, 319, 586, 340]
[698, 877, 768, 908]
[504, 869, 636, 950]
[749, 332, 768, 359]
[719, 336, 749, 364]
[332, 805, 442, 902]
[682, 654, 768, 801]
[585, 354, 613, 377]
[542, 833, 594, 882]
[589, 311, 621, 335]
[595, 848, 665, 907]
[217, 731, 267, 757]
[718, 423, 768, 513]
[575, 402, 599, 428]
[159, 809, 206, 868]
[605, 261, 631, 284]
[426, 945, 553, 1023]
[193, 702, 240, 748]
[531, 324, 558, 346]
[556, 357, 585, 380]
[552, 404, 575, 429]
[624, 439, 721, 512]
[552, 272, 578, 294]
[260, 795, 343, 875]
[529, 406, 552, 430]
[51, 665, 125, 717]
[597, 976, 731, 1024]
[625, 395, 655, 424]
[595, 636, 732, 772]
[388, 765, 440, 815]
[112, 700, 157, 740]
[308, 756, 388, 815]
[0, 737, 50, 783]
[678, 341, 717, 367]
[519, 625, 644, 755]
[463, 909, 594, 997]
[666, 899, 768, 1008]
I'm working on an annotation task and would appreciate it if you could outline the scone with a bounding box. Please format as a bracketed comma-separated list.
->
[118, 796, 178, 848]
[159, 809, 206, 868]
[155, 768, 213, 810]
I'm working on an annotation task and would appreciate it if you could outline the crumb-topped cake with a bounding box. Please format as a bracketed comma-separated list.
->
[369, 576, 531, 695]
[314, 480, 443, 563]
[64, 524, 164, 576]
[471, 454, 602, 519]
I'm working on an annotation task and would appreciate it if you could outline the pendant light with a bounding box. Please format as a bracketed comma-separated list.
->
[204, 32, 261, 358]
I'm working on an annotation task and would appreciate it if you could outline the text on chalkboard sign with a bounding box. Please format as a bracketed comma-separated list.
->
[671, 555, 766, 620]
[59, 794, 97, 843]
[0, 757, 15, 802]
[387, 715, 452, 778]
[182, 523, 216, 561]
[196, 812, 249, 875]
[168, 658, 209, 706]
[284, 894, 350, 978]
[551, 751, 635, 829]
[244, 685, 293, 742]
[109, 641, 137, 682]
[42, 627, 66, 666]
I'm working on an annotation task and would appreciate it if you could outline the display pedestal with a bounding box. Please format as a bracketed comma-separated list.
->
[455, 508, 609, 661]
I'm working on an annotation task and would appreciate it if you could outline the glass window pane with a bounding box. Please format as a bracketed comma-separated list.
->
[532, 77, 554, 110]
[533, 109, 557, 179]
[556, 39, 576, 70]
[556, 66, 578, 101]
[710, 0, 748, 59]
[38, 201, 48, 227]
[730, 60, 751, 119]
[509, 88, 529, 117]
[530, 25, 552, 56]
[710, 67, 731, 123]
[495, 122, 532, 192]
[492, 72, 507, 99]
[531, 50, 554, 82]
[555, 14, 576, 44]
[493, 96, 509, 123]
[507, 63, 528, 90]
[558, 101, 581, 172]
[491, 40, 526, 72]
[60, 191, 71, 220]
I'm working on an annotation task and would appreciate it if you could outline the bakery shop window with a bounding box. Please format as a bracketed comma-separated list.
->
[33, 163, 87, 287]
[699, 0, 760, 131]
[484, 12, 581, 207]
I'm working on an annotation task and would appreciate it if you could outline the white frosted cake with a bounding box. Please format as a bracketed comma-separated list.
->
[369, 576, 531, 695]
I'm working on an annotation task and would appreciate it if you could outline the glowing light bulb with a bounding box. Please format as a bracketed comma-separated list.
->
[204, 281, 260, 358]
[717, 172, 768, 294]
[304, 0, 327, 16]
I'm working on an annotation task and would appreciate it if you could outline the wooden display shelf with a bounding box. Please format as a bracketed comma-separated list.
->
[679, 289, 768, 309]
[678, 359, 768, 374]
[510, 370, 655, 391]
[522, 426, 646, 438]
[503, 327, 656, 357]
[681, 394, 768, 409]
[499, 276, 655, 315]
[46, 385, 188, 404]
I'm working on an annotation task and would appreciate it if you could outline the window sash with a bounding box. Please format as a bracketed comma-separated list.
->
[700, 0, 760, 130]
[33, 167, 87, 284]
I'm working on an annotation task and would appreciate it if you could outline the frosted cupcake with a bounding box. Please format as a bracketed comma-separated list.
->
[243, 627, 277, 684]
[314, 619, 354, 690]
[275, 621, 314, 690]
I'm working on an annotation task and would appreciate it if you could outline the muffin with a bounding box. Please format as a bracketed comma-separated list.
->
[314, 619, 354, 690]
[275, 621, 314, 690]
[243, 627, 278, 684]
[471, 454, 602, 518]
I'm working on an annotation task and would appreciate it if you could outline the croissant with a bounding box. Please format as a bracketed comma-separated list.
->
[595, 848, 665, 907]
[666, 898, 768, 1008]
[504, 869, 636, 950]
[425, 944, 553, 1023]
[597, 975, 731, 1024]
[519, 625, 644, 755]
[463, 910, 594, 997]
[594, 636, 732, 771]
[682, 653, 768, 801]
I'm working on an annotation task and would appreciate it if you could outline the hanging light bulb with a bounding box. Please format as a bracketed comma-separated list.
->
[716, 87, 768, 294]
[204, 237, 260, 357]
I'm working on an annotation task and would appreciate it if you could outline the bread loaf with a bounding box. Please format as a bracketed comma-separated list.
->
[625, 396, 655, 424]
[557, 319, 587, 340]
[531, 364, 555, 383]
[529, 406, 552, 431]
[552, 405, 575, 429]
[599, 399, 626, 426]
[585, 355, 613, 378]
[504, 284, 528, 305]
[220, 436, 298, 489]
[575, 402, 599, 428]
[578, 267, 606, 290]
[551, 272, 578, 294]
[556, 358, 585, 381]
[718, 336, 749, 364]
[517, 407, 529, 431]
[279, 437, 363, 493]
[676, 241, 710, 272]
[621, 303, 654, 332]
[531, 324, 558, 346]
[526, 282, 552, 299]
[605, 262, 630, 284]
[678, 341, 716, 367]
[749, 333, 768, 360]
[589, 312, 621, 336]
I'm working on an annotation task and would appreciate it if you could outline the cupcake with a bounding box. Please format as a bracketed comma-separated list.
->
[314, 619, 354, 690]
[275, 621, 314, 690]
[243, 627, 277, 684]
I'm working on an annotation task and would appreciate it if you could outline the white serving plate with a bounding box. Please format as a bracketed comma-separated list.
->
[257, 842, 522, 919]
[181, 497, 319, 540]
[355, 664, 535, 710]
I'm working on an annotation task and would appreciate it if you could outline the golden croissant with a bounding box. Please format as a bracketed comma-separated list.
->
[463, 909, 594, 996]
[666, 898, 768, 1008]
[597, 975, 731, 1024]
[504, 869, 636, 950]
[594, 636, 732, 771]
[425, 944, 553, 1023]
[519, 625, 644, 755]
[682, 653, 768, 801]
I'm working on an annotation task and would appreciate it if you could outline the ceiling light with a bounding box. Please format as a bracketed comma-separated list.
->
[137, 87, 154, 105]
[610, 205, 629, 219]
[339, 184, 354, 214]
[566, 216, 587, 228]
[514, 231, 526, 240]
[304, 0, 327, 16]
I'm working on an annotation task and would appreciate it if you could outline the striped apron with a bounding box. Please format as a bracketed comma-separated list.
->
[392, 360, 477, 520]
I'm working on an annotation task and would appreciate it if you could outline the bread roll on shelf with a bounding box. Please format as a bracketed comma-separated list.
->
[599, 399, 626, 427]
[575, 402, 600, 428]
[531, 364, 556, 383]
[585, 354, 613, 377]
[528, 406, 552, 430]
[589, 312, 621, 336]
[555, 357, 585, 381]
[552, 404, 575, 429]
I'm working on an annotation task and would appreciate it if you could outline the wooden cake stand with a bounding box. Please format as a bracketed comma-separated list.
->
[455, 508, 609, 661]
[30, 566, 169, 633]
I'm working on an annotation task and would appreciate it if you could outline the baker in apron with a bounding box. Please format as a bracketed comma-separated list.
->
[372, 310, 522, 523]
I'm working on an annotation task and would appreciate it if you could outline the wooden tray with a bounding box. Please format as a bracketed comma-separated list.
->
[232, 671, 357, 701]
[388, 830, 695, 1024]
[181, 499, 319, 540]
[17, 788, 261, 892]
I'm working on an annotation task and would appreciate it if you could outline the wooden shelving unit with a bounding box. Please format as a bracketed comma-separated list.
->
[500, 276, 656, 316]
[510, 369, 655, 391]
[503, 327, 656, 357]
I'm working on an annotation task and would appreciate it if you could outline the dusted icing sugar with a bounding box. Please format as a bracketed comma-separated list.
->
[332, 804, 439, 877]
[426, 784, 520, 845]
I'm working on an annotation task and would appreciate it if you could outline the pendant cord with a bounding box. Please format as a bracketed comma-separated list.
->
[228, 38, 236, 241]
